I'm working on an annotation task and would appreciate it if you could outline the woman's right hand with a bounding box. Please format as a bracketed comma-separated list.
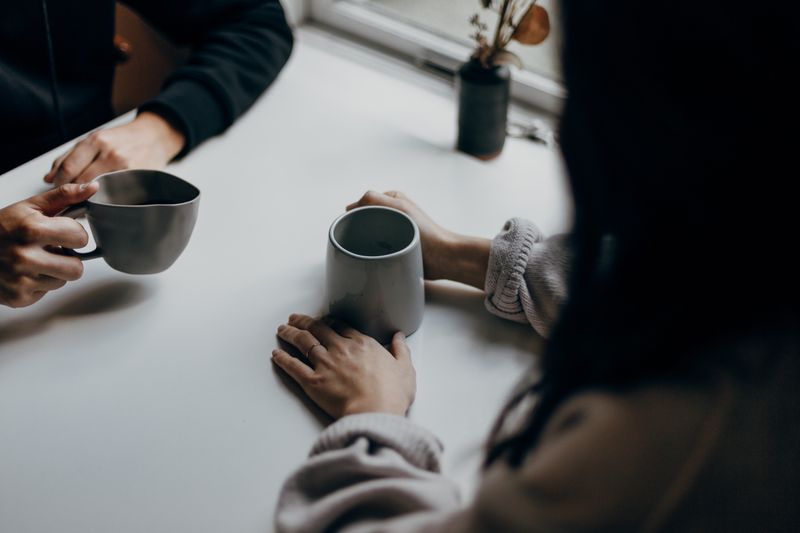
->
[347, 191, 491, 290]
[0, 183, 99, 308]
[347, 191, 455, 280]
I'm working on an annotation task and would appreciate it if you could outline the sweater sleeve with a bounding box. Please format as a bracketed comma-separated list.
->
[275, 387, 726, 533]
[276, 413, 465, 533]
[124, 0, 294, 156]
[484, 218, 572, 338]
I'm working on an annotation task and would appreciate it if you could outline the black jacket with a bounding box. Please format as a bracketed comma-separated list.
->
[0, 0, 293, 175]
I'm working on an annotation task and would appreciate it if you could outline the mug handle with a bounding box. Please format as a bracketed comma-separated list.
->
[59, 202, 103, 260]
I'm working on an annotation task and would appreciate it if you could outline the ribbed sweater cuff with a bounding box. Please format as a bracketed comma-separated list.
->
[484, 218, 543, 320]
[139, 78, 229, 159]
[311, 413, 445, 473]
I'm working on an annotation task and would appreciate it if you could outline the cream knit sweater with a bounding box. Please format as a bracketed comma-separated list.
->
[274, 219, 747, 532]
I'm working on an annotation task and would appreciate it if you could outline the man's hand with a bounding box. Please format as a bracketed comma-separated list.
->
[44, 112, 185, 186]
[0, 183, 99, 308]
[347, 191, 491, 290]
[273, 314, 416, 419]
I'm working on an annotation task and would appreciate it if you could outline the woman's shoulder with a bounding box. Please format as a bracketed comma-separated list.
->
[474, 333, 800, 532]
[473, 381, 730, 532]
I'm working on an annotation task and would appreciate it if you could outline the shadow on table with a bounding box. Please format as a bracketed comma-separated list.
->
[425, 281, 546, 358]
[0, 279, 155, 346]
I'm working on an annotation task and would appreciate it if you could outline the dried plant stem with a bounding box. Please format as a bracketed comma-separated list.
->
[491, 0, 511, 56]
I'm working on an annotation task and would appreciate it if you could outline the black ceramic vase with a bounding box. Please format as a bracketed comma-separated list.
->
[456, 58, 511, 160]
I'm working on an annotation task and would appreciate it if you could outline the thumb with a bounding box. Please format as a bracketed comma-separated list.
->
[389, 331, 411, 363]
[27, 182, 100, 216]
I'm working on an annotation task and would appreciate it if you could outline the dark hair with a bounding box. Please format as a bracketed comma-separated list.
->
[489, 1, 800, 466]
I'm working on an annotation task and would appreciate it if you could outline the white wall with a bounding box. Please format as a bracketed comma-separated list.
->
[282, 0, 310, 26]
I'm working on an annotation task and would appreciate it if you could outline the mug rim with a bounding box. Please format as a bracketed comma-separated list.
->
[329, 206, 420, 261]
[87, 169, 201, 208]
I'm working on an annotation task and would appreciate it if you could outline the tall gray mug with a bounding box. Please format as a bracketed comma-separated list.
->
[326, 206, 425, 344]
[62, 169, 200, 274]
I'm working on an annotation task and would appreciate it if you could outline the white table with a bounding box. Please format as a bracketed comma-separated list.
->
[0, 28, 571, 533]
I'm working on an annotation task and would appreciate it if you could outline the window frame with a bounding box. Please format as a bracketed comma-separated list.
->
[308, 0, 565, 114]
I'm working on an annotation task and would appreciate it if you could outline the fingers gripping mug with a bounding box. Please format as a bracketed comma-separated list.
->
[61, 169, 200, 274]
[326, 206, 425, 344]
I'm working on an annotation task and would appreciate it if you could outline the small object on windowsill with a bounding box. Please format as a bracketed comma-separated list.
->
[507, 119, 557, 148]
[456, 1, 552, 160]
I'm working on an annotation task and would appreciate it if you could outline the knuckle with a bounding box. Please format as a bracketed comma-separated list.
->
[299, 331, 317, 346]
[17, 276, 35, 291]
[106, 149, 129, 166]
[17, 218, 41, 242]
[52, 184, 76, 203]
[289, 313, 307, 327]
[307, 374, 326, 388]
[7, 247, 28, 270]
[354, 335, 371, 348]
[326, 336, 344, 349]
[65, 259, 84, 280]
[60, 159, 81, 178]
[89, 131, 107, 148]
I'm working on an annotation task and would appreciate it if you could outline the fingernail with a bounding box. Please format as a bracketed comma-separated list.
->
[397, 332, 406, 341]
[271, 350, 279, 357]
[80, 183, 89, 191]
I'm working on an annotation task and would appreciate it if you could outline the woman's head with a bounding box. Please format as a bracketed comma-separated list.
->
[490, 1, 799, 466]
[550, 0, 800, 385]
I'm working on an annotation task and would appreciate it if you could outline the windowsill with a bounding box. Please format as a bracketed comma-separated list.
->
[306, 0, 565, 114]
[298, 24, 560, 140]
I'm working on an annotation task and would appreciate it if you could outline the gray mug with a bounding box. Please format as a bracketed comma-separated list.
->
[326, 206, 424, 344]
[62, 169, 200, 275]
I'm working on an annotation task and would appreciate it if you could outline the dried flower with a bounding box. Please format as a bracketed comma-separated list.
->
[512, 4, 550, 45]
[470, 0, 550, 68]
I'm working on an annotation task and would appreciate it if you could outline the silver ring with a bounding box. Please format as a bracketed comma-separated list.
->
[305, 343, 322, 358]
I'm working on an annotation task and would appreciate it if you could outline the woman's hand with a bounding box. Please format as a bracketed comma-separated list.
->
[348, 191, 491, 290]
[272, 314, 416, 419]
[44, 112, 185, 186]
[0, 183, 99, 308]
[348, 191, 455, 280]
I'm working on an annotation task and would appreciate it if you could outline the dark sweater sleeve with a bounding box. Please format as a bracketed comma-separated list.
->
[124, 0, 294, 156]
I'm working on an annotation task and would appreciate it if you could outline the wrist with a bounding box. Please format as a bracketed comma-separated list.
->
[439, 234, 491, 290]
[136, 111, 186, 161]
[342, 397, 409, 418]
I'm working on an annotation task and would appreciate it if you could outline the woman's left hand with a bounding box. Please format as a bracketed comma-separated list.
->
[273, 314, 416, 419]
